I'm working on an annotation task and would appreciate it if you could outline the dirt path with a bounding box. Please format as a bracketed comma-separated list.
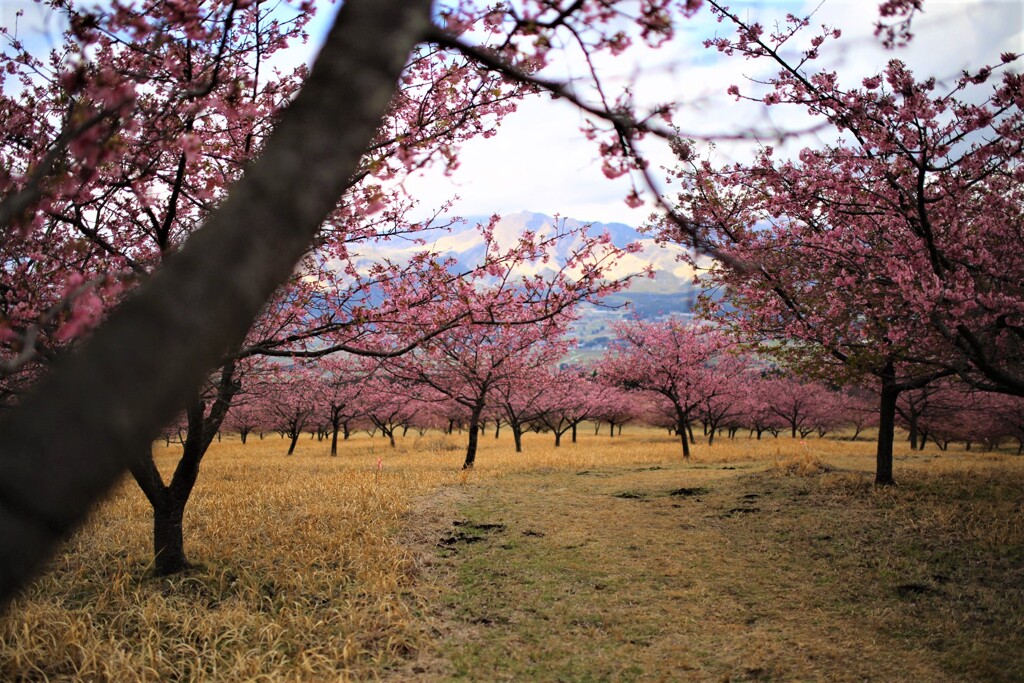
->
[390, 460, 1024, 682]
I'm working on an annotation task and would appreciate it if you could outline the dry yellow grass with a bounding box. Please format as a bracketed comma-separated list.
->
[1, 426, 1021, 681]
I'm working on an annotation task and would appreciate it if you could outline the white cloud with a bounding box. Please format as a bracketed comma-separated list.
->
[400, 0, 1022, 227]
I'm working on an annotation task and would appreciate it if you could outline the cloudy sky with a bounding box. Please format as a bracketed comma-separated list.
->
[3, 0, 1020, 226]
[386, 0, 1023, 226]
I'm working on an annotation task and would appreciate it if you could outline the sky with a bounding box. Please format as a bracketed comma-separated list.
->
[3, 0, 1022, 226]
[390, 0, 1022, 226]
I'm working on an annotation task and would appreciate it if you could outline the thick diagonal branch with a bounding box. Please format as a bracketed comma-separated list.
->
[0, 0, 431, 610]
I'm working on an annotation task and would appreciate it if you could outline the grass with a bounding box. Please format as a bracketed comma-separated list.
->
[1, 427, 1022, 681]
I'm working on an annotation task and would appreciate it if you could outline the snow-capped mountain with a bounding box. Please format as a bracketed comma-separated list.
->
[341, 211, 701, 343]
[419, 210, 698, 301]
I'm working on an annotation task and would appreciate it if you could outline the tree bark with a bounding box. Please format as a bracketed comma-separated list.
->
[463, 403, 484, 469]
[676, 407, 691, 459]
[876, 365, 899, 486]
[152, 496, 188, 575]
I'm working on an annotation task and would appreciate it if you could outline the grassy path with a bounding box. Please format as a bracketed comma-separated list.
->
[397, 460, 1024, 682]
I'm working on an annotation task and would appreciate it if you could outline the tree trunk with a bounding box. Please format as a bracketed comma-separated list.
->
[152, 495, 189, 575]
[330, 425, 340, 456]
[130, 362, 238, 576]
[687, 422, 696, 446]
[463, 404, 484, 469]
[875, 366, 899, 486]
[554, 430, 562, 447]
[571, 422, 577, 443]
[287, 431, 300, 455]
[676, 408, 691, 459]
[512, 424, 523, 453]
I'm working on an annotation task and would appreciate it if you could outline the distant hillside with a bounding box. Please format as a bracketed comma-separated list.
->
[349, 210, 702, 347]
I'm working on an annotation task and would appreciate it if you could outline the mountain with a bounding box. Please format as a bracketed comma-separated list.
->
[429, 210, 698, 300]
[345, 210, 701, 347]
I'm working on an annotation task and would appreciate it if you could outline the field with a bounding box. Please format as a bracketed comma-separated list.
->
[2, 427, 1022, 681]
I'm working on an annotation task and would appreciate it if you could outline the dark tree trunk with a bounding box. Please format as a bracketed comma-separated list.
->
[152, 496, 188, 575]
[571, 422, 577, 443]
[287, 431, 300, 455]
[330, 425, 340, 456]
[687, 422, 696, 446]
[617, 424, 622, 436]
[129, 361, 239, 576]
[554, 430, 562, 447]
[495, 420, 501, 439]
[676, 407, 691, 459]
[875, 366, 899, 486]
[512, 424, 523, 453]
[463, 403, 484, 469]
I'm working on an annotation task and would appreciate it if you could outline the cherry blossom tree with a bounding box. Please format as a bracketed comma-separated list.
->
[385, 307, 570, 468]
[359, 375, 423, 449]
[492, 366, 552, 453]
[601, 318, 739, 457]
[838, 388, 879, 442]
[758, 377, 829, 440]
[313, 354, 372, 456]
[656, 3, 1021, 483]
[531, 366, 602, 448]
[692, 352, 750, 445]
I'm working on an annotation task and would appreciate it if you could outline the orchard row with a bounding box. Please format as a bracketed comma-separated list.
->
[192, 318, 1024, 470]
